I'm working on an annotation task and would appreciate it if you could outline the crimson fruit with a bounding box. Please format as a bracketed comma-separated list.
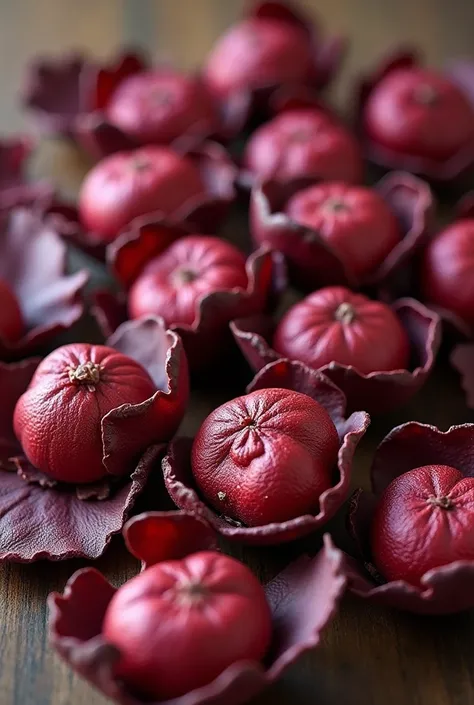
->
[421, 218, 474, 326]
[371, 465, 474, 585]
[285, 182, 401, 279]
[0, 279, 24, 343]
[14, 343, 157, 484]
[274, 286, 410, 375]
[79, 146, 205, 242]
[128, 235, 248, 326]
[243, 109, 363, 184]
[363, 67, 474, 163]
[103, 551, 272, 700]
[191, 388, 339, 526]
[204, 17, 314, 97]
[106, 70, 217, 144]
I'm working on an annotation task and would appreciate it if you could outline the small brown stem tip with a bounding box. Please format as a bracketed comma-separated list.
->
[335, 302, 356, 324]
[426, 495, 454, 510]
[173, 267, 198, 285]
[323, 197, 349, 214]
[176, 580, 209, 605]
[68, 362, 101, 391]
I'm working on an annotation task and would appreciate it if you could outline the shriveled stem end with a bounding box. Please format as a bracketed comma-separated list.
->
[426, 495, 454, 510]
[68, 362, 102, 392]
[335, 302, 356, 324]
[175, 580, 210, 605]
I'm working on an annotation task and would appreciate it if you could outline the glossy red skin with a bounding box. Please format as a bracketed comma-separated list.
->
[274, 286, 410, 375]
[106, 70, 217, 144]
[243, 109, 363, 185]
[285, 182, 401, 279]
[191, 388, 339, 527]
[371, 465, 474, 586]
[204, 18, 314, 97]
[128, 235, 249, 327]
[14, 343, 156, 484]
[421, 219, 474, 327]
[363, 68, 474, 162]
[79, 146, 205, 242]
[0, 279, 24, 343]
[103, 550, 272, 700]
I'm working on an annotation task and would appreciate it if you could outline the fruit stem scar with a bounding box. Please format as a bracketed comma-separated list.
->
[176, 580, 209, 604]
[335, 302, 356, 324]
[323, 197, 349, 214]
[217, 491, 227, 501]
[131, 157, 151, 171]
[173, 267, 198, 284]
[426, 495, 454, 509]
[68, 362, 102, 391]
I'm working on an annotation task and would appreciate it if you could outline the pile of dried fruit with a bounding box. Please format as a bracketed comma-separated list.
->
[1, 1, 474, 703]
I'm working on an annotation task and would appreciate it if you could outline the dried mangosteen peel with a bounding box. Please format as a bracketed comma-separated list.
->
[356, 48, 474, 183]
[203, 0, 347, 139]
[0, 208, 88, 360]
[162, 360, 369, 544]
[48, 510, 347, 705]
[231, 295, 441, 414]
[241, 102, 363, 192]
[46, 140, 237, 260]
[0, 317, 188, 562]
[345, 421, 474, 614]
[250, 171, 434, 291]
[97, 216, 283, 370]
[0, 137, 54, 212]
[23, 50, 146, 145]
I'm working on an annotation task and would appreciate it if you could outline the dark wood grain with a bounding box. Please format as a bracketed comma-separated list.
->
[1, 1, 474, 704]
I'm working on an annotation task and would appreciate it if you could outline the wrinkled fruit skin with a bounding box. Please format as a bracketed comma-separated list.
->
[274, 286, 410, 375]
[14, 343, 156, 484]
[204, 18, 314, 97]
[103, 550, 272, 701]
[191, 388, 339, 526]
[421, 219, 474, 326]
[244, 109, 363, 184]
[0, 278, 24, 343]
[79, 146, 205, 242]
[128, 235, 248, 326]
[363, 68, 474, 162]
[285, 182, 401, 279]
[106, 70, 217, 144]
[371, 465, 474, 586]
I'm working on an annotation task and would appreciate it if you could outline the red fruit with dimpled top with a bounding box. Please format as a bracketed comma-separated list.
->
[103, 550, 272, 701]
[243, 109, 363, 185]
[191, 387, 339, 527]
[204, 18, 314, 97]
[106, 70, 217, 144]
[78, 146, 205, 243]
[421, 219, 474, 327]
[371, 465, 474, 586]
[274, 286, 410, 375]
[0, 279, 24, 343]
[13, 343, 157, 484]
[285, 182, 401, 279]
[363, 68, 474, 163]
[128, 235, 249, 327]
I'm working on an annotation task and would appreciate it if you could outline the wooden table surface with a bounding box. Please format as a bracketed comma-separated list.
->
[1, 1, 474, 704]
